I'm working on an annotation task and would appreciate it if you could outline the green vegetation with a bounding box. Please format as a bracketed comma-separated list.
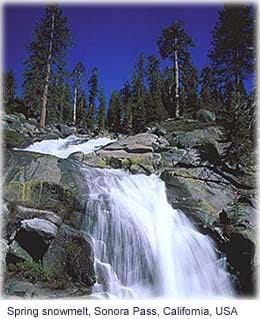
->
[8, 260, 69, 289]
[8, 260, 53, 283]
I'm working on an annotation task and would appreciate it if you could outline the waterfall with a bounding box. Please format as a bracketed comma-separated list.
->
[23, 136, 234, 299]
[83, 167, 234, 299]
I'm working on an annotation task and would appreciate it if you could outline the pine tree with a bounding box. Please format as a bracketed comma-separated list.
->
[3, 70, 16, 113]
[23, 5, 71, 126]
[76, 92, 87, 128]
[72, 62, 86, 125]
[119, 81, 133, 134]
[199, 66, 221, 112]
[131, 54, 146, 133]
[48, 80, 72, 124]
[145, 55, 166, 123]
[87, 67, 98, 130]
[180, 61, 199, 116]
[97, 88, 106, 132]
[221, 85, 252, 167]
[107, 91, 121, 132]
[161, 67, 175, 117]
[209, 5, 256, 168]
[209, 5, 255, 95]
[158, 20, 194, 117]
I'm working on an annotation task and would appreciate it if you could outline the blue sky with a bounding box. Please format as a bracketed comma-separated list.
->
[4, 4, 223, 100]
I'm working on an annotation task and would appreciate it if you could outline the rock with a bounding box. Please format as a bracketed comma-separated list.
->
[68, 151, 85, 162]
[108, 157, 126, 169]
[169, 127, 223, 149]
[2, 112, 69, 149]
[4, 279, 37, 298]
[14, 205, 62, 227]
[219, 209, 230, 225]
[103, 143, 125, 151]
[14, 218, 58, 261]
[82, 133, 165, 173]
[103, 133, 165, 153]
[4, 278, 92, 298]
[161, 168, 235, 220]
[152, 127, 167, 137]
[2, 113, 21, 125]
[4, 127, 33, 149]
[221, 232, 255, 295]
[158, 118, 201, 135]
[1, 239, 9, 274]
[77, 128, 88, 135]
[56, 124, 74, 137]
[195, 140, 222, 164]
[8, 241, 33, 263]
[43, 225, 96, 287]
[196, 109, 216, 123]
[129, 164, 154, 175]
[4, 150, 86, 229]
[23, 123, 36, 131]
[161, 148, 199, 168]
[125, 143, 154, 153]
[28, 118, 38, 125]
[17, 113, 27, 120]
[20, 218, 58, 238]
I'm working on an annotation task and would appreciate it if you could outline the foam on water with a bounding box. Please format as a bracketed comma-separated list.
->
[20, 135, 114, 158]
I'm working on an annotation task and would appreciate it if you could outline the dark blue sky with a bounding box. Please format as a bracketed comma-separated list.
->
[4, 4, 222, 100]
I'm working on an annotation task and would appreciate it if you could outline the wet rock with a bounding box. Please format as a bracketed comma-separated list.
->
[43, 225, 96, 287]
[68, 151, 85, 162]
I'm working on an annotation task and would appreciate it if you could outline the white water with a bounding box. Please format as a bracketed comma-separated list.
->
[20, 135, 114, 158]
[24, 136, 234, 299]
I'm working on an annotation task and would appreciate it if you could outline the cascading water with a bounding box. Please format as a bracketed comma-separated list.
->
[20, 135, 114, 158]
[23, 136, 234, 299]
[83, 167, 234, 299]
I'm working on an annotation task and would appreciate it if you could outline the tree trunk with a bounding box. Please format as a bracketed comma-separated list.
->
[73, 86, 77, 124]
[174, 47, 180, 118]
[40, 11, 55, 128]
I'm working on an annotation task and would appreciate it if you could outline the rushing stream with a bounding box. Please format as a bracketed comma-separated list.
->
[24, 135, 234, 299]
